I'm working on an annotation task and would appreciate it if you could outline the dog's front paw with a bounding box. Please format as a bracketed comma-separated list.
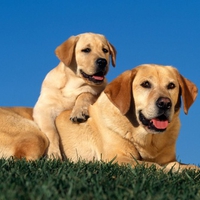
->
[163, 162, 200, 173]
[47, 149, 62, 160]
[70, 107, 89, 123]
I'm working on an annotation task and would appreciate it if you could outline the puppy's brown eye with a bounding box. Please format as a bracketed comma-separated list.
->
[167, 82, 175, 89]
[102, 48, 108, 53]
[141, 81, 151, 88]
[82, 48, 91, 53]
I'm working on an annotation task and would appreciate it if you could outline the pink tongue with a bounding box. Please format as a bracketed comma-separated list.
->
[92, 75, 104, 80]
[151, 118, 168, 129]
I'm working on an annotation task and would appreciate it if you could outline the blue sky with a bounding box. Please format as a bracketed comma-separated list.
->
[0, 1, 200, 165]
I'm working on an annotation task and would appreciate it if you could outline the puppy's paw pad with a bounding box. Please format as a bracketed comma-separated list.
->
[70, 113, 89, 123]
[70, 108, 89, 123]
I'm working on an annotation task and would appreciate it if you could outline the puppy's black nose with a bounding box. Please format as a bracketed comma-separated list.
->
[156, 97, 172, 110]
[96, 58, 107, 70]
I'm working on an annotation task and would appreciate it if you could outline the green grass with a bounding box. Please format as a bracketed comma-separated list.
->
[0, 158, 199, 200]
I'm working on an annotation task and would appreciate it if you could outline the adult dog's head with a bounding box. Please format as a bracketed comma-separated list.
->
[55, 32, 116, 86]
[105, 64, 198, 134]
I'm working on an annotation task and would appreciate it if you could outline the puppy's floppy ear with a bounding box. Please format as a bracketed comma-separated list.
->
[107, 42, 117, 67]
[177, 72, 198, 114]
[55, 36, 79, 66]
[104, 69, 137, 115]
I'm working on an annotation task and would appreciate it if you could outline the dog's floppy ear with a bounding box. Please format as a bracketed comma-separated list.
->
[55, 36, 79, 66]
[107, 42, 117, 67]
[177, 72, 198, 114]
[104, 69, 137, 115]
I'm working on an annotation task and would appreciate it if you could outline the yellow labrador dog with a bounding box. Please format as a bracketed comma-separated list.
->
[33, 32, 116, 159]
[56, 64, 199, 171]
[0, 64, 198, 172]
[0, 107, 48, 160]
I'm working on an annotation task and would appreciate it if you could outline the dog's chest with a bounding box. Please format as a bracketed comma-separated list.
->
[61, 78, 97, 104]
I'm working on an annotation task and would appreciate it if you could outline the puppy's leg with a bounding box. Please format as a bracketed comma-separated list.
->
[70, 92, 97, 123]
[33, 108, 62, 159]
[41, 123, 62, 159]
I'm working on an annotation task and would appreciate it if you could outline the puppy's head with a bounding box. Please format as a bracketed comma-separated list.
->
[55, 32, 117, 86]
[104, 64, 198, 134]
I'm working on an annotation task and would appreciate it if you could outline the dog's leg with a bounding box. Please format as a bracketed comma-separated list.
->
[33, 109, 62, 159]
[41, 124, 62, 159]
[164, 161, 200, 172]
[131, 161, 200, 172]
[70, 92, 98, 123]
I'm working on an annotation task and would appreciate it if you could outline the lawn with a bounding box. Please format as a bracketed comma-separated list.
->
[0, 158, 199, 200]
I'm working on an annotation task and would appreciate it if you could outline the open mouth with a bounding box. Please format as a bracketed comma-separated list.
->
[80, 70, 105, 84]
[139, 111, 169, 132]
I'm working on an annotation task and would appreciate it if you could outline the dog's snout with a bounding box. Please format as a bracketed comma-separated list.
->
[96, 58, 107, 69]
[156, 97, 172, 110]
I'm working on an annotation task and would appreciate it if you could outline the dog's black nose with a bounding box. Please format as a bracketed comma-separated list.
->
[156, 97, 172, 110]
[96, 58, 107, 70]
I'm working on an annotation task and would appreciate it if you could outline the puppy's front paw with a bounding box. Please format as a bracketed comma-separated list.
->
[47, 149, 62, 160]
[70, 107, 89, 123]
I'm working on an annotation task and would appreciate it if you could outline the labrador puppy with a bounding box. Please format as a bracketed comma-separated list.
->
[56, 64, 199, 172]
[33, 32, 116, 159]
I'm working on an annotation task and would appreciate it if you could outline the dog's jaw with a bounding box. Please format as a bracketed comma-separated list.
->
[79, 69, 107, 85]
[138, 111, 170, 134]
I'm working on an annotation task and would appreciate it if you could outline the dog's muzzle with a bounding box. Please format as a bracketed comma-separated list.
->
[80, 58, 108, 85]
[139, 111, 169, 132]
[80, 70, 106, 84]
[139, 97, 172, 133]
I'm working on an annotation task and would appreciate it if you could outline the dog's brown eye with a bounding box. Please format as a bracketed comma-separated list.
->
[102, 48, 108, 53]
[167, 82, 176, 89]
[141, 81, 151, 88]
[82, 48, 91, 53]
